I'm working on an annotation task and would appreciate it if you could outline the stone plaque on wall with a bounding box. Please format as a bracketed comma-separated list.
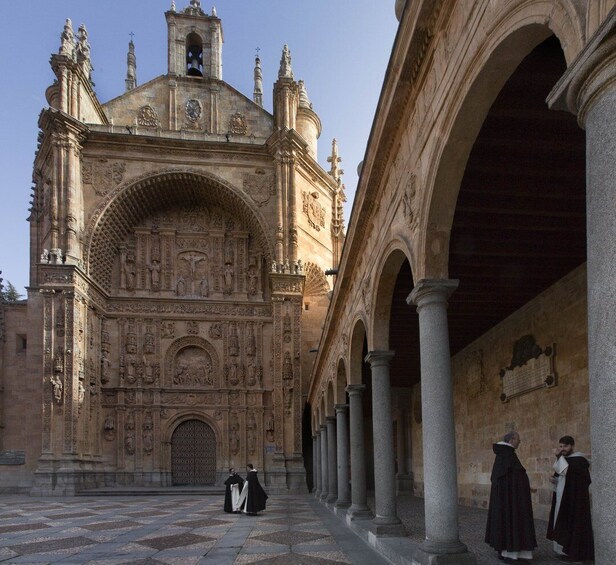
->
[499, 335, 556, 402]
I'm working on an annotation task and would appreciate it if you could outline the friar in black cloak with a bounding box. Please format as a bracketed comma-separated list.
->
[547, 435, 594, 561]
[223, 468, 244, 513]
[237, 463, 268, 515]
[485, 431, 537, 563]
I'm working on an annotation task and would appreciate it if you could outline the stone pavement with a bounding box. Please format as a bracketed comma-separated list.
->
[0, 494, 389, 564]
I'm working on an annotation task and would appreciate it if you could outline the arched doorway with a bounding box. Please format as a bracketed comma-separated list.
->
[171, 419, 216, 485]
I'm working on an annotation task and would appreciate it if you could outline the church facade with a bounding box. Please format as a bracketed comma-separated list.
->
[0, 0, 344, 495]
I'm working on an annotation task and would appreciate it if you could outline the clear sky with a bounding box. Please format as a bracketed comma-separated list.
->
[0, 1, 398, 295]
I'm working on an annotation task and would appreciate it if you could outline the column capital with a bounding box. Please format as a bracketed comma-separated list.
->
[548, 13, 616, 126]
[320, 423, 327, 431]
[364, 350, 395, 366]
[407, 278, 458, 308]
[326, 415, 336, 424]
[335, 403, 349, 414]
[346, 383, 365, 395]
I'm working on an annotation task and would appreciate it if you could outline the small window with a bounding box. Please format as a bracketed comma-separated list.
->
[16, 334, 27, 353]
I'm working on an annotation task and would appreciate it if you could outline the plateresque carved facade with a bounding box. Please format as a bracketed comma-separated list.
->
[0, 1, 344, 494]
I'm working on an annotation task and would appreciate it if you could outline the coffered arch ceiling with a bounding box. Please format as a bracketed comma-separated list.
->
[86, 170, 274, 293]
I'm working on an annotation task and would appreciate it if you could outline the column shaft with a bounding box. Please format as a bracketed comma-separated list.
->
[335, 404, 350, 508]
[326, 416, 338, 503]
[319, 424, 328, 501]
[365, 351, 405, 535]
[315, 432, 322, 497]
[409, 280, 472, 561]
[347, 385, 371, 518]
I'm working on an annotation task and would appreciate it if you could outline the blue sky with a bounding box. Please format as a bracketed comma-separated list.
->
[0, 1, 398, 294]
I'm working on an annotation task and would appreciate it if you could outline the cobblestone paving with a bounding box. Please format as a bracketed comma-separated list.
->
[0, 495, 387, 565]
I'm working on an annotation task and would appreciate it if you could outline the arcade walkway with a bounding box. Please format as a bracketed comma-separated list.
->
[0, 493, 581, 564]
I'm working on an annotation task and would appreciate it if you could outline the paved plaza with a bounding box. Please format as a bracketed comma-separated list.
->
[0, 493, 585, 564]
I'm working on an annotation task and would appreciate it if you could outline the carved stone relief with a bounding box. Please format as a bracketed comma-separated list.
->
[302, 191, 326, 231]
[82, 160, 126, 197]
[174, 346, 214, 387]
[137, 105, 160, 127]
[229, 112, 248, 135]
[243, 170, 274, 207]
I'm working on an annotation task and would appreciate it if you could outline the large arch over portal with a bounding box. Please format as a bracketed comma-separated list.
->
[85, 169, 274, 292]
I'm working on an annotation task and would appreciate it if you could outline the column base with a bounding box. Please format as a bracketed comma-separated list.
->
[396, 473, 414, 492]
[334, 499, 351, 509]
[319, 492, 329, 502]
[369, 517, 407, 537]
[412, 541, 476, 565]
[326, 494, 337, 504]
[346, 506, 373, 522]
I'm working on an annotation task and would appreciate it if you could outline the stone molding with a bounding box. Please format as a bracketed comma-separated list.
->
[407, 278, 458, 309]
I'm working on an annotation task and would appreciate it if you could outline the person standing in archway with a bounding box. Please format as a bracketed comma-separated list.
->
[485, 431, 537, 563]
[237, 463, 268, 515]
[223, 468, 244, 513]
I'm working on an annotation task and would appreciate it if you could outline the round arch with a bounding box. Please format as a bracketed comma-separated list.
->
[370, 244, 414, 350]
[348, 316, 368, 385]
[419, 2, 584, 278]
[335, 357, 347, 404]
[84, 169, 274, 292]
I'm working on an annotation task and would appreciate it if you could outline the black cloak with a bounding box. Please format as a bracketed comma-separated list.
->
[244, 469, 268, 514]
[223, 472, 244, 513]
[547, 455, 594, 561]
[485, 443, 537, 553]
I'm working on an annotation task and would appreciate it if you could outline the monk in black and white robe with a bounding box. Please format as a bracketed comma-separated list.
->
[223, 468, 244, 513]
[237, 463, 268, 515]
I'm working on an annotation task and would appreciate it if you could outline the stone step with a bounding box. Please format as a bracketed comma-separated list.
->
[77, 486, 226, 496]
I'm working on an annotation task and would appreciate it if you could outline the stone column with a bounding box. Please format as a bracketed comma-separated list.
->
[312, 434, 318, 494]
[364, 351, 405, 536]
[319, 424, 329, 501]
[346, 384, 371, 519]
[408, 280, 474, 564]
[395, 408, 412, 492]
[314, 431, 322, 498]
[326, 416, 338, 504]
[547, 24, 616, 562]
[335, 404, 351, 508]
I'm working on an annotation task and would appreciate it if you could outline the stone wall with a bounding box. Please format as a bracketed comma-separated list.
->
[411, 264, 589, 519]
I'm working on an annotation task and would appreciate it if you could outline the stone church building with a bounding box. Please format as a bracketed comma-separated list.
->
[3, 0, 616, 563]
[0, 0, 344, 495]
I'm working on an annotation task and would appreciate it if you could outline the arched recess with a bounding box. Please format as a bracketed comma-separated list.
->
[370, 245, 414, 350]
[326, 381, 335, 418]
[164, 335, 220, 388]
[85, 169, 274, 293]
[348, 317, 368, 385]
[162, 410, 221, 445]
[421, 13, 581, 279]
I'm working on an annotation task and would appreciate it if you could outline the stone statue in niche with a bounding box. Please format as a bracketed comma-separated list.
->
[176, 276, 186, 296]
[223, 263, 234, 294]
[230, 426, 239, 455]
[125, 413, 136, 455]
[148, 259, 161, 290]
[247, 411, 256, 455]
[125, 323, 137, 354]
[248, 264, 259, 295]
[124, 252, 136, 291]
[101, 351, 111, 384]
[283, 351, 293, 381]
[247, 360, 257, 387]
[125, 355, 136, 384]
[229, 323, 239, 357]
[103, 413, 115, 441]
[246, 325, 256, 357]
[51, 374, 63, 405]
[144, 328, 155, 354]
[265, 412, 274, 442]
[78, 383, 85, 413]
[143, 413, 153, 454]
[200, 276, 209, 297]
[227, 361, 239, 386]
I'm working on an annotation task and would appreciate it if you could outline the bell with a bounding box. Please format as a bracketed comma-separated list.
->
[187, 57, 203, 77]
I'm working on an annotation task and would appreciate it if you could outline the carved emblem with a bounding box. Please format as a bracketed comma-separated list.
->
[185, 99, 202, 123]
[82, 160, 126, 196]
[304, 262, 329, 296]
[229, 112, 248, 135]
[243, 170, 274, 207]
[302, 191, 326, 231]
[138, 105, 160, 127]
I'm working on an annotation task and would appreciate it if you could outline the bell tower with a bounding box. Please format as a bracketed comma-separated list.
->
[165, 0, 223, 79]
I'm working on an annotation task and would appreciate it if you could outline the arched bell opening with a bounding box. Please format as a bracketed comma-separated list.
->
[186, 32, 204, 77]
